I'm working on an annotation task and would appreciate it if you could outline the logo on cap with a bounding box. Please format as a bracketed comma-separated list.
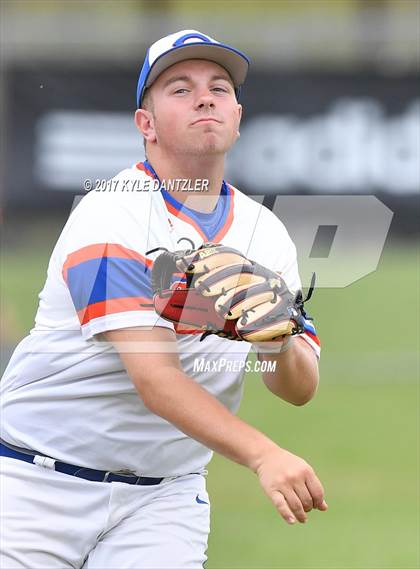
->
[136, 29, 250, 108]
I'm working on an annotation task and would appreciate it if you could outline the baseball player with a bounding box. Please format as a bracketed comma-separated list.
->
[0, 30, 327, 568]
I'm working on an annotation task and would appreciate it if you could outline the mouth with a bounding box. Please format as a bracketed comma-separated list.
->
[191, 118, 222, 126]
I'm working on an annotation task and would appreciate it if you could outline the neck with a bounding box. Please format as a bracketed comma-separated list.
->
[145, 149, 225, 213]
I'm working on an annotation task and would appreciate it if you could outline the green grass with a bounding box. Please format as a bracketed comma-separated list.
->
[1, 216, 64, 343]
[205, 244, 419, 568]
[1, 221, 419, 568]
[207, 381, 418, 568]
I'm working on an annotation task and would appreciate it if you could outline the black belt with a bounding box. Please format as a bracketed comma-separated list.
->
[0, 440, 164, 486]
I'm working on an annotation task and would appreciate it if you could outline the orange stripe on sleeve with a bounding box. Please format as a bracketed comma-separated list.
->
[77, 296, 154, 326]
[62, 244, 153, 282]
[304, 330, 321, 347]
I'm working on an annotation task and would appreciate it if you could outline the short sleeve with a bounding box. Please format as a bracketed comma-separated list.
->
[270, 213, 321, 359]
[59, 173, 174, 340]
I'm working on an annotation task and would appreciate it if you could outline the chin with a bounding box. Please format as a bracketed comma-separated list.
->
[196, 141, 223, 155]
[173, 132, 234, 157]
[196, 135, 233, 156]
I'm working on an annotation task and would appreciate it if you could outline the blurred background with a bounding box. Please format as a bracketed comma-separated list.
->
[1, 1, 419, 568]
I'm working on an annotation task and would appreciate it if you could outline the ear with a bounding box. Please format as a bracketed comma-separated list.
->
[237, 104, 243, 123]
[134, 109, 157, 143]
[236, 104, 243, 136]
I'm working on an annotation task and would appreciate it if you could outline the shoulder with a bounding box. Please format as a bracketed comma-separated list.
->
[72, 165, 159, 220]
[56, 165, 169, 252]
[230, 184, 293, 242]
[83, 165, 153, 200]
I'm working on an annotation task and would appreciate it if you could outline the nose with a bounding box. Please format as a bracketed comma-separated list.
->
[195, 91, 216, 110]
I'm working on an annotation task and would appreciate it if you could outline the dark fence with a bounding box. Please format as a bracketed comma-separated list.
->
[3, 65, 419, 235]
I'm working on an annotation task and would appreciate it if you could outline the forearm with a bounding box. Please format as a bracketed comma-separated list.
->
[107, 327, 328, 525]
[257, 337, 319, 405]
[135, 365, 276, 472]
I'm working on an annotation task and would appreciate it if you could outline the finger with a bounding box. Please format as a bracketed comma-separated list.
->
[236, 298, 295, 342]
[305, 473, 326, 510]
[195, 263, 261, 296]
[215, 282, 274, 319]
[270, 492, 297, 525]
[293, 483, 314, 513]
[281, 489, 308, 523]
[180, 247, 248, 274]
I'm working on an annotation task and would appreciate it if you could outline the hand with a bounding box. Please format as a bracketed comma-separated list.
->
[255, 446, 328, 525]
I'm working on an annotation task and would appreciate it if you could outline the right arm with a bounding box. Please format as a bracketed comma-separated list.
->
[104, 325, 328, 525]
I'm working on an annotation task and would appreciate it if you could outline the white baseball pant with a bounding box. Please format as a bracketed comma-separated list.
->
[0, 457, 210, 568]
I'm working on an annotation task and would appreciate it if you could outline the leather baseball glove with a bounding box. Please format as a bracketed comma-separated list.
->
[145, 242, 314, 342]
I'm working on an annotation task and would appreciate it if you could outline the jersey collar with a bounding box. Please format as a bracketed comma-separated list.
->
[136, 160, 234, 242]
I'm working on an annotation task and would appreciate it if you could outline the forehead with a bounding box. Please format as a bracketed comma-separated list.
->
[152, 59, 233, 89]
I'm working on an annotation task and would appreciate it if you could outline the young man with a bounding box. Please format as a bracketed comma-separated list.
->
[0, 30, 327, 568]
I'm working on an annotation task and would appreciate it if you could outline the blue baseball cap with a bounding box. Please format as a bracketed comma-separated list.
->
[136, 29, 250, 108]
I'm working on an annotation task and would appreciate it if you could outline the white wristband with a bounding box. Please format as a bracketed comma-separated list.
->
[255, 335, 294, 355]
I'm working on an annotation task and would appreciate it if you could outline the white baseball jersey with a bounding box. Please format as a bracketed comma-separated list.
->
[1, 161, 320, 477]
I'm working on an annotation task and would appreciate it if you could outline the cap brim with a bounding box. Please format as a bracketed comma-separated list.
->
[145, 43, 249, 90]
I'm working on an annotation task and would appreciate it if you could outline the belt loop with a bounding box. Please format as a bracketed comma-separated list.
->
[102, 471, 111, 482]
[33, 455, 56, 470]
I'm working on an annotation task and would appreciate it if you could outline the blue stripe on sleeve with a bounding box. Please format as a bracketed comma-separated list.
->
[303, 320, 317, 336]
[67, 257, 152, 311]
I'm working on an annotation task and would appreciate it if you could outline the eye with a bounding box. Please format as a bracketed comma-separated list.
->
[211, 87, 229, 93]
[174, 88, 189, 94]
